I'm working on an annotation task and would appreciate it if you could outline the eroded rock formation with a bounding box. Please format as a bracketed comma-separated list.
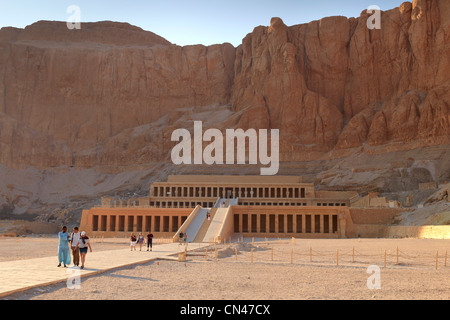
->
[232, 0, 450, 157]
[0, 0, 449, 220]
[1, 1, 448, 171]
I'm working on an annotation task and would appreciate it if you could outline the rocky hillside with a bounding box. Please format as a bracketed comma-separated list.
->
[0, 0, 448, 226]
[232, 0, 449, 156]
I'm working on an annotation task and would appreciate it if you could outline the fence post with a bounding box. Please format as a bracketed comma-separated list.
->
[445, 250, 447, 267]
[310, 247, 312, 263]
[271, 246, 274, 261]
[251, 248, 254, 263]
[435, 251, 438, 270]
[235, 248, 238, 261]
[352, 247, 355, 263]
[291, 248, 293, 264]
[384, 250, 387, 268]
[396, 247, 399, 264]
[213, 247, 217, 263]
[336, 249, 339, 266]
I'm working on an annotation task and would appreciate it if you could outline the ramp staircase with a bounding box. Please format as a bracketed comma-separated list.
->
[184, 207, 210, 243]
[193, 207, 218, 242]
[201, 198, 238, 243]
[174, 198, 238, 244]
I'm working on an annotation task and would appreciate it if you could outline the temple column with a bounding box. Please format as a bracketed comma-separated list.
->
[106, 215, 111, 232]
[149, 216, 154, 232]
[123, 215, 129, 233]
[169, 216, 173, 233]
[320, 214, 324, 234]
[293, 214, 297, 234]
[160, 216, 164, 233]
[87, 214, 94, 232]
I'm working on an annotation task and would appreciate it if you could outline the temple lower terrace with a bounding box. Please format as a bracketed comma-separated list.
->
[80, 175, 409, 242]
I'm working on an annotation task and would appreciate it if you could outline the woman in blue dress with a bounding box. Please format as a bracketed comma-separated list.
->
[57, 226, 71, 267]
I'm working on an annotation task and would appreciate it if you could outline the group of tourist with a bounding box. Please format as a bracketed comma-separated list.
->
[57, 226, 92, 269]
[58, 227, 156, 269]
[130, 232, 154, 251]
[179, 232, 188, 244]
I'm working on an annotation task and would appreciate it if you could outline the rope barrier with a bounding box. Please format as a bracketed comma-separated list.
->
[184, 242, 449, 270]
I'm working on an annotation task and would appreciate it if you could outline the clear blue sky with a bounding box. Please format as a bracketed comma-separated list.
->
[0, 0, 407, 46]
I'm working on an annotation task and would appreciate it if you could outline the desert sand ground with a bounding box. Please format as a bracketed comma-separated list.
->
[0, 236, 448, 300]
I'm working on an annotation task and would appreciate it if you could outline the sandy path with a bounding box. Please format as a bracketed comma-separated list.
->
[1, 237, 448, 300]
[0, 237, 129, 262]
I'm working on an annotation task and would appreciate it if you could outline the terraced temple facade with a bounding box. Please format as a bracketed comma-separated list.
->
[80, 175, 404, 241]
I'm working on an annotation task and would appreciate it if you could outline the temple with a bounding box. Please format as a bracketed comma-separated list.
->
[80, 175, 405, 242]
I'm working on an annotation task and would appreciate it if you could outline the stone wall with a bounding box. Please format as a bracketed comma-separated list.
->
[383, 225, 450, 239]
[348, 224, 450, 239]
[349, 208, 405, 224]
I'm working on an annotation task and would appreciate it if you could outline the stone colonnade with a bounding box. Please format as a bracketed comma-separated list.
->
[151, 184, 310, 199]
[232, 207, 347, 238]
[82, 209, 192, 236]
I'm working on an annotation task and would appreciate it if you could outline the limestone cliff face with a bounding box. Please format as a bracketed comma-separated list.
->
[0, 21, 236, 167]
[232, 0, 450, 158]
[0, 0, 449, 170]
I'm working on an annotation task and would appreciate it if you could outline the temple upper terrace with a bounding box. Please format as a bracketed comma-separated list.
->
[99, 175, 359, 209]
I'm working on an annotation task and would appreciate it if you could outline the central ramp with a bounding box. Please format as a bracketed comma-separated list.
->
[174, 199, 238, 243]
[193, 207, 218, 242]
[183, 207, 210, 243]
[201, 198, 238, 243]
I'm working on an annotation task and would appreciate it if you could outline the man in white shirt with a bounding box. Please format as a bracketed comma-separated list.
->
[70, 227, 81, 267]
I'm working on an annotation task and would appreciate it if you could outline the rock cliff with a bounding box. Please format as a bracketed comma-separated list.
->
[0, 0, 449, 222]
[0, 21, 236, 168]
[232, 0, 450, 158]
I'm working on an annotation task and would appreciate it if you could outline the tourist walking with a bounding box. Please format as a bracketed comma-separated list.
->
[57, 226, 71, 268]
[130, 233, 137, 251]
[183, 233, 187, 245]
[138, 233, 145, 251]
[147, 231, 154, 251]
[70, 226, 81, 267]
[75, 231, 92, 269]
